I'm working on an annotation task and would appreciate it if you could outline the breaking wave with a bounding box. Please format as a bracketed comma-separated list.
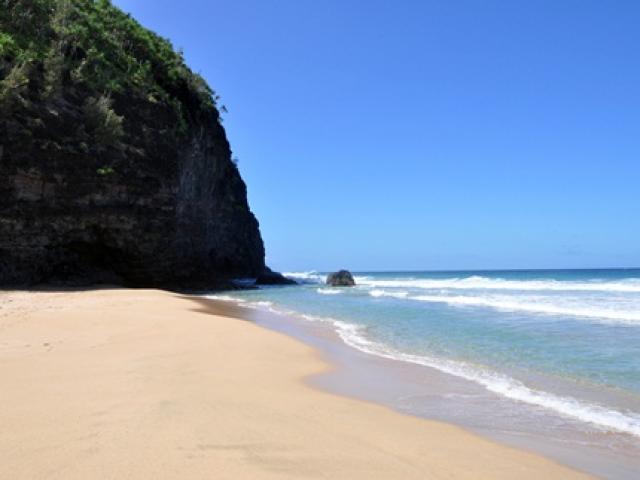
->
[304, 311, 640, 438]
[364, 289, 640, 325]
[356, 275, 640, 293]
[203, 274, 640, 439]
[282, 271, 325, 284]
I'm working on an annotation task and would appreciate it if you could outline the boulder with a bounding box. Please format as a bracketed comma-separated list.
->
[326, 270, 356, 287]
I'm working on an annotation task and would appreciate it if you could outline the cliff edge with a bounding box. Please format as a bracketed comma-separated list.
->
[0, 0, 265, 287]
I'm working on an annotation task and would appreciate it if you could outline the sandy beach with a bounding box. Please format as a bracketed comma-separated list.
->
[0, 288, 591, 479]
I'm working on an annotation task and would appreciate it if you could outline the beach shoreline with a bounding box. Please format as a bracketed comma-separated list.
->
[243, 293, 640, 479]
[0, 288, 591, 479]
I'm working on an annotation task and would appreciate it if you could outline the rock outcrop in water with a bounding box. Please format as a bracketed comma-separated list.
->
[326, 270, 356, 287]
[0, 1, 267, 287]
[255, 267, 297, 285]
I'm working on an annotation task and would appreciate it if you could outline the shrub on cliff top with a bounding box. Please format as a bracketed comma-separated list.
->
[0, 0, 218, 131]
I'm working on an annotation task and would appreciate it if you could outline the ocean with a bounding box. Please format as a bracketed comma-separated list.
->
[208, 269, 640, 477]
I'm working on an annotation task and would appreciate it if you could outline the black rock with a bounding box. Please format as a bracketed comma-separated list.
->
[0, 3, 265, 288]
[255, 268, 297, 285]
[326, 270, 356, 286]
[0, 98, 265, 287]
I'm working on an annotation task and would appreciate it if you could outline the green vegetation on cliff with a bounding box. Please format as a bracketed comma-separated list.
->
[0, 0, 219, 144]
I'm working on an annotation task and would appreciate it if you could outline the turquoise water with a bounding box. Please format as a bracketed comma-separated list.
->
[210, 269, 640, 438]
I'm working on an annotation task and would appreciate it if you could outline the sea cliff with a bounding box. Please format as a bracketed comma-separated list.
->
[0, 0, 265, 287]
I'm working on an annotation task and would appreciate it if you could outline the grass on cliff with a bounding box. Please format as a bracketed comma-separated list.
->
[0, 0, 220, 141]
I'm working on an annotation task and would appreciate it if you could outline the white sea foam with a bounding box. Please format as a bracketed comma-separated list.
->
[207, 294, 239, 302]
[410, 294, 640, 324]
[318, 314, 640, 438]
[252, 300, 274, 308]
[317, 288, 343, 295]
[356, 275, 640, 293]
[282, 271, 325, 284]
[206, 294, 274, 310]
[369, 289, 409, 299]
[203, 293, 640, 438]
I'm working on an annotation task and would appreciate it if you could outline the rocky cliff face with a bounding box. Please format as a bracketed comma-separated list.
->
[0, 86, 265, 287]
[0, 1, 265, 287]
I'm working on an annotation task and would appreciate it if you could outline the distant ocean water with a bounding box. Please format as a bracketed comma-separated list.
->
[208, 269, 640, 440]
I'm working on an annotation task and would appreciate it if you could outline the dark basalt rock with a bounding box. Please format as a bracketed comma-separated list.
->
[326, 270, 356, 287]
[255, 267, 297, 286]
[0, 68, 264, 288]
[0, 2, 271, 289]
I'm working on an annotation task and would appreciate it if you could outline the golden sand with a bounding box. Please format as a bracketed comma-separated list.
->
[0, 289, 591, 479]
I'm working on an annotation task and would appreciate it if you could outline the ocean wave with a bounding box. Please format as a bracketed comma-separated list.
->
[282, 271, 325, 284]
[317, 288, 343, 295]
[321, 315, 640, 438]
[204, 293, 640, 437]
[206, 294, 239, 302]
[355, 275, 640, 293]
[410, 294, 640, 324]
[206, 294, 275, 310]
[369, 289, 409, 299]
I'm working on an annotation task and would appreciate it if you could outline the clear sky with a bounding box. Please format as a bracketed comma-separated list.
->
[114, 0, 639, 272]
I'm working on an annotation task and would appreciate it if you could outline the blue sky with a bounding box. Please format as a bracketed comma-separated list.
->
[114, 0, 639, 272]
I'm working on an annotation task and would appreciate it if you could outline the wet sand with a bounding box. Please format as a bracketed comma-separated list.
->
[249, 304, 640, 479]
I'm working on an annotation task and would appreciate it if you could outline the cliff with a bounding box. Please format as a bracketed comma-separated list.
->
[0, 0, 266, 287]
